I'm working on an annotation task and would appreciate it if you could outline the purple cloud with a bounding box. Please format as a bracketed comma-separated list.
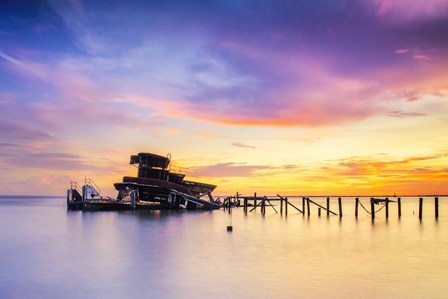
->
[1, 0, 448, 130]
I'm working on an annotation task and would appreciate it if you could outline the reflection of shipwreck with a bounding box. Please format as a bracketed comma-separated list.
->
[67, 152, 220, 211]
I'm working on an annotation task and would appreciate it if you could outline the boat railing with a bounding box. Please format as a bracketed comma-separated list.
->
[169, 165, 190, 175]
[70, 181, 83, 195]
[85, 178, 101, 195]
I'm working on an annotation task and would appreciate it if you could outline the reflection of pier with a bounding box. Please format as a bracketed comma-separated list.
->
[221, 194, 444, 221]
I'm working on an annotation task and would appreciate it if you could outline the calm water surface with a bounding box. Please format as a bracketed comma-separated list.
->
[0, 196, 447, 299]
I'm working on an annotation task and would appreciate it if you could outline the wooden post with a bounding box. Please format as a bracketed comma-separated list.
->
[235, 192, 240, 210]
[306, 197, 311, 216]
[244, 197, 248, 214]
[280, 197, 283, 215]
[371, 198, 375, 220]
[254, 192, 257, 210]
[398, 197, 401, 218]
[419, 197, 423, 220]
[385, 197, 389, 219]
[318, 208, 321, 217]
[435, 197, 439, 219]
[130, 190, 136, 210]
[338, 197, 342, 218]
[302, 197, 306, 216]
[355, 197, 359, 218]
[262, 196, 266, 215]
[326, 197, 330, 217]
[285, 197, 288, 216]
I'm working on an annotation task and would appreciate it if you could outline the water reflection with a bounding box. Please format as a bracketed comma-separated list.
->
[0, 196, 447, 299]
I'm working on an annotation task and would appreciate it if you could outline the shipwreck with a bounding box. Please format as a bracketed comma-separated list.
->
[67, 152, 220, 211]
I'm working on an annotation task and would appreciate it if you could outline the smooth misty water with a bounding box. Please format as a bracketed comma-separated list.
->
[0, 196, 447, 299]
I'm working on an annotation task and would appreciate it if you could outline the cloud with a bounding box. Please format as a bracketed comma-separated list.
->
[337, 154, 447, 177]
[0, 51, 173, 133]
[394, 48, 439, 61]
[187, 162, 305, 179]
[231, 142, 256, 149]
[2, 0, 448, 131]
[0, 146, 86, 171]
[0, 142, 128, 173]
[188, 162, 268, 177]
[374, 0, 448, 22]
[0, 121, 53, 141]
[387, 110, 427, 118]
[0, 174, 72, 195]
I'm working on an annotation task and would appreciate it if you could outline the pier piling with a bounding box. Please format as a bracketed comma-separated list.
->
[254, 192, 257, 211]
[227, 194, 443, 220]
[302, 197, 306, 217]
[435, 197, 439, 219]
[338, 197, 342, 218]
[306, 198, 311, 217]
[385, 198, 389, 219]
[262, 196, 266, 216]
[419, 197, 423, 220]
[280, 197, 283, 215]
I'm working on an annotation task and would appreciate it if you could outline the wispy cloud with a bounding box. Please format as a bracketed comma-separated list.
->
[375, 0, 448, 22]
[3, 1, 448, 128]
[188, 162, 304, 179]
[337, 154, 448, 177]
[387, 110, 427, 118]
[0, 121, 53, 141]
[231, 142, 256, 149]
[0, 142, 128, 174]
[188, 162, 267, 177]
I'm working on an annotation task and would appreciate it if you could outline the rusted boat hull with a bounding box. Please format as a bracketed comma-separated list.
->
[67, 152, 221, 211]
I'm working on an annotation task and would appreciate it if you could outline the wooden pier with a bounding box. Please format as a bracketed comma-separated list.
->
[222, 194, 445, 221]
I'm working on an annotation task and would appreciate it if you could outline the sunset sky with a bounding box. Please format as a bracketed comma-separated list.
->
[1, 0, 448, 196]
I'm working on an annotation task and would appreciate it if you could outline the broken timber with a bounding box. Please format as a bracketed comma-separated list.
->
[226, 195, 445, 220]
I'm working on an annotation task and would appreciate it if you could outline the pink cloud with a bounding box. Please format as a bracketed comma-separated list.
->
[2, 37, 448, 131]
[376, 61, 448, 102]
[395, 48, 439, 61]
[375, 0, 448, 21]
[0, 52, 172, 131]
